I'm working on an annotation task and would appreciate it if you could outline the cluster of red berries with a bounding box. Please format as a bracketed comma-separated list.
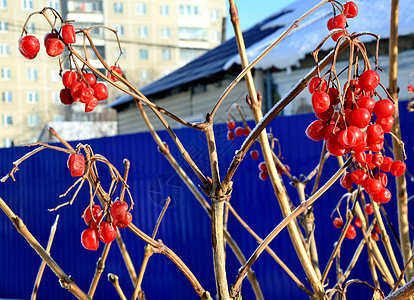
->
[327, 1, 358, 41]
[18, 22, 123, 113]
[226, 121, 250, 140]
[59, 70, 109, 112]
[257, 161, 290, 181]
[333, 203, 380, 241]
[18, 24, 75, 59]
[81, 201, 132, 251]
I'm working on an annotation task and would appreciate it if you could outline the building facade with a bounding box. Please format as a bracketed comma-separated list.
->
[0, 0, 226, 147]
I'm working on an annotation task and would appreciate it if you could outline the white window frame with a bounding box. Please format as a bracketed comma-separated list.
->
[136, 3, 146, 15]
[0, 0, 7, 9]
[1, 67, 11, 80]
[139, 48, 148, 60]
[139, 70, 149, 81]
[52, 92, 60, 104]
[161, 48, 171, 61]
[0, 44, 10, 56]
[27, 91, 39, 104]
[2, 91, 12, 103]
[2, 114, 12, 126]
[3, 138, 13, 148]
[161, 27, 170, 39]
[47, 0, 58, 10]
[27, 114, 39, 127]
[27, 68, 38, 81]
[138, 26, 148, 38]
[0, 21, 8, 32]
[22, 0, 33, 10]
[210, 9, 219, 21]
[114, 24, 124, 36]
[113, 3, 123, 13]
[160, 5, 168, 15]
[26, 23, 35, 34]
[53, 114, 65, 122]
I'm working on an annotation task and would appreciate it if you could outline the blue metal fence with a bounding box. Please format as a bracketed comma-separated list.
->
[1, 106, 413, 299]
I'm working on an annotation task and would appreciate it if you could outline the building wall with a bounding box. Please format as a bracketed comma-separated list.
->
[116, 73, 266, 135]
[0, 0, 65, 147]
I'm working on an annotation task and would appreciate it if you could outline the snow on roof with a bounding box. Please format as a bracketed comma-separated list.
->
[109, 0, 414, 108]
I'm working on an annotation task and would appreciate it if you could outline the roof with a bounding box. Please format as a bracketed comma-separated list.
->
[108, 0, 414, 109]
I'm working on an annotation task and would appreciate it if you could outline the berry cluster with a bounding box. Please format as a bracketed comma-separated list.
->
[326, 1, 358, 42]
[257, 161, 290, 181]
[226, 120, 250, 140]
[18, 21, 122, 113]
[81, 201, 132, 251]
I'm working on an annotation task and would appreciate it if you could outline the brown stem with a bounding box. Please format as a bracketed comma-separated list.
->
[384, 277, 414, 300]
[0, 198, 91, 300]
[108, 274, 127, 300]
[88, 242, 112, 298]
[31, 215, 60, 300]
[389, 0, 412, 280]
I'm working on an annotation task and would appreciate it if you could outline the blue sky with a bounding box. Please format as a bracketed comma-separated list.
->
[226, 0, 297, 38]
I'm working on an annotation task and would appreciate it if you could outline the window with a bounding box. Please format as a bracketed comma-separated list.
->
[26, 23, 35, 34]
[114, 24, 124, 36]
[47, 1, 58, 10]
[3, 138, 13, 148]
[211, 31, 221, 43]
[52, 92, 60, 104]
[210, 10, 219, 21]
[2, 91, 11, 103]
[1, 68, 11, 80]
[2, 114, 12, 126]
[180, 48, 204, 62]
[139, 70, 149, 81]
[51, 69, 60, 82]
[0, 21, 8, 32]
[178, 4, 199, 16]
[22, 0, 33, 10]
[67, 1, 102, 13]
[179, 27, 208, 41]
[161, 27, 170, 39]
[0, 44, 9, 56]
[27, 69, 38, 81]
[160, 5, 168, 15]
[27, 91, 39, 104]
[138, 26, 147, 38]
[139, 48, 148, 60]
[0, 0, 7, 9]
[136, 3, 146, 15]
[113, 3, 123, 13]
[161, 48, 171, 61]
[27, 114, 39, 127]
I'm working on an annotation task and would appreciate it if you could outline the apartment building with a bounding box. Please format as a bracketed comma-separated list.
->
[0, 0, 226, 147]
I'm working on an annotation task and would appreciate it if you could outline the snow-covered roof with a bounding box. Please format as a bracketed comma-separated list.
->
[109, 0, 414, 109]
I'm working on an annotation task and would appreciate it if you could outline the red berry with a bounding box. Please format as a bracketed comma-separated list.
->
[328, 87, 340, 105]
[351, 108, 371, 128]
[355, 151, 366, 164]
[85, 97, 98, 112]
[374, 224, 380, 234]
[315, 105, 334, 121]
[343, 1, 358, 18]
[67, 153, 85, 177]
[340, 172, 353, 189]
[312, 91, 330, 113]
[98, 221, 118, 243]
[364, 178, 382, 195]
[376, 116, 394, 133]
[372, 188, 392, 204]
[326, 135, 349, 156]
[354, 217, 362, 228]
[44, 32, 59, 46]
[408, 84, 414, 92]
[250, 150, 259, 160]
[80, 87, 95, 104]
[227, 121, 236, 130]
[380, 157, 394, 172]
[306, 120, 327, 141]
[19, 35, 40, 59]
[258, 161, 267, 172]
[390, 161, 406, 177]
[365, 204, 374, 215]
[333, 218, 344, 228]
[93, 83, 109, 101]
[59, 88, 74, 105]
[332, 28, 347, 42]
[259, 171, 268, 181]
[227, 131, 235, 141]
[81, 228, 99, 251]
[374, 172, 388, 187]
[358, 70, 380, 92]
[45, 38, 65, 57]
[62, 71, 77, 88]
[323, 124, 341, 141]
[111, 201, 128, 222]
[345, 225, 357, 239]
[107, 65, 122, 81]
[357, 96, 376, 114]
[366, 124, 384, 145]
[351, 169, 368, 185]
[371, 231, 380, 242]
[327, 14, 347, 30]
[234, 126, 244, 137]
[62, 24, 76, 44]
[113, 212, 132, 228]
[83, 205, 103, 228]
[71, 80, 87, 99]
[308, 77, 328, 93]
[372, 153, 384, 167]
[374, 99, 395, 118]
[337, 128, 357, 148]
[83, 72, 97, 87]
[365, 154, 376, 170]
[243, 127, 250, 136]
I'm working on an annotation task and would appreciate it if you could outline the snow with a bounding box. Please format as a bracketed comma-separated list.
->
[224, 0, 414, 71]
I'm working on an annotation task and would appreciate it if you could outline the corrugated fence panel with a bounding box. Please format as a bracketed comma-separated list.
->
[1, 103, 413, 299]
